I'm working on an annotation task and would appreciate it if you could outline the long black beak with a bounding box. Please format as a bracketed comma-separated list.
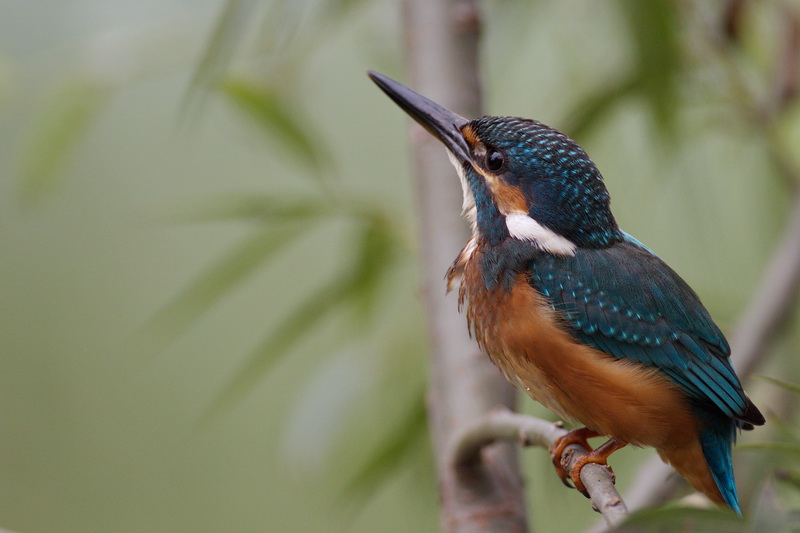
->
[368, 70, 471, 163]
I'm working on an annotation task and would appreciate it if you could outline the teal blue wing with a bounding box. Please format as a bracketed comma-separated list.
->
[530, 237, 756, 423]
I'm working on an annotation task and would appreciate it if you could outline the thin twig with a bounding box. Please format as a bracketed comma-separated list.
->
[450, 408, 629, 529]
[730, 185, 800, 377]
[592, 183, 800, 531]
[587, 6, 800, 528]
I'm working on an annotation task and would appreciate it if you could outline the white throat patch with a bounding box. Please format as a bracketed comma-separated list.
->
[447, 150, 477, 233]
[505, 212, 576, 256]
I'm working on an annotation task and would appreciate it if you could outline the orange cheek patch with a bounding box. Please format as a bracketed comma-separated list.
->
[461, 124, 528, 215]
[488, 180, 527, 215]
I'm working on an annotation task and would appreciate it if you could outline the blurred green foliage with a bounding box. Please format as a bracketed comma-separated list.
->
[17, 81, 109, 204]
[567, 0, 681, 140]
[2, 0, 800, 532]
[221, 78, 332, 172]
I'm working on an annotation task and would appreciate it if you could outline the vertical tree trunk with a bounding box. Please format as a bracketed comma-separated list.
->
[400, 1, 530, 531]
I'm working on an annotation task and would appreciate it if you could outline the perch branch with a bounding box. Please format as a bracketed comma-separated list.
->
[450, 408, 629, 529]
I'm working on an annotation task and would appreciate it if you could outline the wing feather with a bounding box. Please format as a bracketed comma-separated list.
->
[530, 238, 758, 423]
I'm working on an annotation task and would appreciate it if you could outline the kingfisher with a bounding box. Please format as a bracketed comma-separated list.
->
[368, 70, 765, 513]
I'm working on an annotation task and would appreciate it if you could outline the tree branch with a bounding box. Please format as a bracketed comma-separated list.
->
[401, 1, 529, 532]
[730, 187, 800, 377]
[449, 408, 629, 528]
[586, 7, 800, 528]
[589, 182, 800, 530]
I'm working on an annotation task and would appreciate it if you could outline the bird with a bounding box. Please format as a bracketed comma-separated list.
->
[368, 70, 765, 513]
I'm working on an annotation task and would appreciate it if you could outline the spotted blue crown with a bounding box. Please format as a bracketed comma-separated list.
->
[468, 117, 622, 248]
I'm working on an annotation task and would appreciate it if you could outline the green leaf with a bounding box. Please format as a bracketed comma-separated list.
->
[220, 78, 331, 173]
[322, 0, 371, 20]
[619, 506, 744, 532]
[566, 76, 637, 141]
[184, 0, 258, 108]
[737, 442, 800, 456]
[568, 0, 682, 140]
[17, 82, 109, 204]
[204, 274, 356, 422]
[617, 0, 681, 137]
[260, 0, 371, 51]
[754, 375, 800, 395]
[166, 193, 333, 225]
[141, 224, 306, 350]
[349, 215, 398, 326]
[340, 390, 427, 502]
[202, 216, 401, 421]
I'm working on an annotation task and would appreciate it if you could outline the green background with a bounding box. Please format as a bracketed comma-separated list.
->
[0, 1, 795, 531]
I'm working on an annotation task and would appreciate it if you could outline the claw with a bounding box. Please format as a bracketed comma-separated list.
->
[567, 438, 627, 497]
[550, 429, 628, 497]
[549, 427, 599, 489]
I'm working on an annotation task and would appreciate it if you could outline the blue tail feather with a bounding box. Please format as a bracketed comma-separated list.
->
[698, 410, 741, 514]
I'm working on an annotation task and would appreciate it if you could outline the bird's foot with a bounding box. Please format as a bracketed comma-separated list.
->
[566, 438, 627, 497]
[549, 427, 600, 489]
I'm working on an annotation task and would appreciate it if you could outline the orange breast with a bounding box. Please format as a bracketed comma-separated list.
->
[461, 254, 697, 449]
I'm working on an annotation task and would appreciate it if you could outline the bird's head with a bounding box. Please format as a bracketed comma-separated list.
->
[369, 71, 622, 254]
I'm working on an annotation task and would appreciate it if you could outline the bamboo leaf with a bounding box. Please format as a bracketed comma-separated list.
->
[262, 0, 371, 50]
[737, 442, 800, 455]
[202, 217, 400, 421]
[322, 0, 371, 20]
[619, 506, 743, 532]
[749, 479, 790, 532]
[204, 275, 356, 421]
[185, 0, 258, 105]
[221, 78, 330, 173]
[141, 224, 306, 349]
[166, 193, 333, 224]
[568, 0, 681, 140]
[280, 347, 376, 469]
[617, 0, 681, 138]
[18, 82, 108, 204]
[340, 390, 427, 501]
[566, 77, 637, 141]
[349, 215, 398, 325]
[754, 375, 800, 395]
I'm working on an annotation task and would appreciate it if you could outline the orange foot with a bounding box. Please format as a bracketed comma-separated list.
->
[565, 438, 627, 497]
[549, 427, 600, 489]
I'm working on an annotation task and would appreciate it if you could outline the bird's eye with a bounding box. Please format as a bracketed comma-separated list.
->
[486, 150, 504, 172]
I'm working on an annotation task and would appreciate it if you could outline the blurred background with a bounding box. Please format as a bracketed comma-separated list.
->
[1, 0, 799, 531]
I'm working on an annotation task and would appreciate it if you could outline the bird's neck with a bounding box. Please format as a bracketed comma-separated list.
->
[474, 189, 510, 247]
[475, 237, 540, 292]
